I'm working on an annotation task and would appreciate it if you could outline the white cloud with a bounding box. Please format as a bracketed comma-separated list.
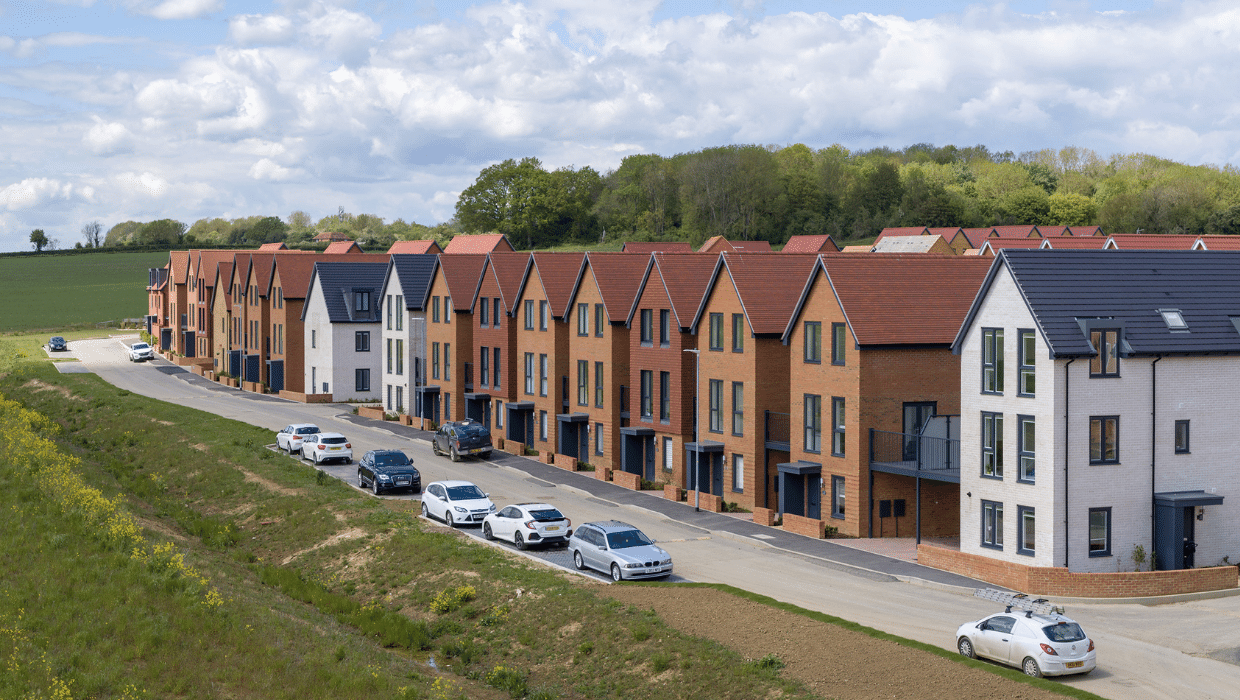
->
[229, 14, 296, 46]
[116, 171, 169, 198]
[248, 158, 302, 181]
[137, 0, 224, 21]
[0, 178, 72, 211]
[84, 116, 134, 155]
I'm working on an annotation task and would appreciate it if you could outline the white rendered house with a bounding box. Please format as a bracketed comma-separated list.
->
[302, 260, 386, 403]
[379, 254, 435, 414]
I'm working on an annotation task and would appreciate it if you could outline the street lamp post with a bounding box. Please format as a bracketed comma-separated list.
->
[684, 348, 700, 512]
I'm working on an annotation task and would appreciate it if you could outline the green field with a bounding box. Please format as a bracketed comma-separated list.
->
[0, 251, 168, 333]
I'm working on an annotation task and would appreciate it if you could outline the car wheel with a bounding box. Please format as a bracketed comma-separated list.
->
[482, 523, 494, 540]
[573, 550, 585, 570]
[610, 563, 623, 582]
[445, 511, 455, 528]
[431, 441, 440, 456]
[358, 470, 365, 488]
[482, 451, 492, 460]
[514, 532, 526, 551]
[450, 446, 460, 462]
[420, 502, 429, 519]
[314, 452, 323, 466]
[957, 637, 975, 659]
[345, 457, 352, 465]
[372, 478, 380, 496]
[1022, 657, 1042, 678]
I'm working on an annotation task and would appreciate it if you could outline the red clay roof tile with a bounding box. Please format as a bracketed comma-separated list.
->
[388, 239, 442, 255]
[621, 241, 694, 254]
[436, 254, 488, 306]
[444, 233, 514, 254]
[528, 252, 585, 317]
[782, 235, 841, 253]
[577, 253, 649, 321]
[324, 241, 363, 255]
[1040, 237, 1108, 250]
[1106, 234, 1200, 250]
[875, 227, 930, 242]
[989, 225, 1040, 238]
[716, 253, 818, 335]
[647, 253, 719, 328]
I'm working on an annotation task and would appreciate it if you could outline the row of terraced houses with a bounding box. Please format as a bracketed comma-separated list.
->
[146, 230, 1240, 596]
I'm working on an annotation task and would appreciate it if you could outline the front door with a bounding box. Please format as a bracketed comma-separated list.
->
[643, 436, 655, 481]
[1183, 508, 1197, 569]
[807, 475, 821, 519]
[902, 402, 937, 460]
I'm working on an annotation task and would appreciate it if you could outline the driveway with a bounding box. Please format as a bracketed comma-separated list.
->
[63, 336, 1240, 700]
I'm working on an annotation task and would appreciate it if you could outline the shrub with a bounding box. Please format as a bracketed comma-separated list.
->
[430, 584, 476, 614]
[751, 653, 785, 671]
[484, 666, 528, 699]
[650, 652, 673, 674]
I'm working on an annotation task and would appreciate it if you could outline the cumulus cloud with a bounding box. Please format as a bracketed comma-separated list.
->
[84, 116, 134, 155]
[248, 158, 302, 181]
[0, 178, 71, 211]
[229, 14, 296, 46]
[116, 171, 169, 198]
[133, 0, 224, 21]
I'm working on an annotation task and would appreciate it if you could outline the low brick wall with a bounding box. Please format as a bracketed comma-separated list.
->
[504, 440, 526, 456]
[918, 544, 1240, 598]
[783, 513, 827, 539]
[203, 370, 214, 381]
[542, 451, 556, 465]
[664, 485, 685, 502]
[494, 436, 504, 450]
[277, 390, 332, 403]
[686, 491, 722, 512]
[612, 470, 640, 490]
[356, 405, 385, 420]
[242, 381, 264, 393]
[398, 414, 413, 426]
[221, 377, 239, 388]
[553, 454, 578, 471]
[594, 466, 612, 481]
[188, 364, 205, 376]
[174, 355, 211, 368]
[752, 507, 776, 527]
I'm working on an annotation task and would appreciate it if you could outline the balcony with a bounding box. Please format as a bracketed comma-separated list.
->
[764, 411, 790, 452]
[868, 428, 960, 483]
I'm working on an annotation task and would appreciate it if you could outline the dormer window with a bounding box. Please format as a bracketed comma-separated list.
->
[1090, 329, 1120, 377]
[354, 290, 371, 313]
[1159, 309, 1188, 332]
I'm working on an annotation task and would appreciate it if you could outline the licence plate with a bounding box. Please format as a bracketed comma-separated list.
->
[468, 447, 483, 454]
[1065, 661, 1083, 669]
[330, 447, 341, 451]
[545, 526, 560, 531]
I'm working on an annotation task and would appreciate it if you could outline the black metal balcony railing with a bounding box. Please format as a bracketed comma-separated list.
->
[764, 411, 791, 452]
[869, 429, 960, 476]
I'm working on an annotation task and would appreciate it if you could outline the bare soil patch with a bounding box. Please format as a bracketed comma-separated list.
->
[22, 379, 79, 401]
[603, 586, 1068, 700]
[282, 527, 368, 565]
[234, 465, 302, 497]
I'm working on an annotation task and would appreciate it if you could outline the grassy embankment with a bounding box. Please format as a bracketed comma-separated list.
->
[0, 251, 166, 333]
[0, 359, 817, 700]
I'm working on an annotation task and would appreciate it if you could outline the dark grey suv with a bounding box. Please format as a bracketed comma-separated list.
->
[431, 419, 493, 461]
[357, 450, 421, 495]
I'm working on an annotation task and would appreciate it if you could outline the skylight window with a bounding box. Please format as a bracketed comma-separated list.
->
[1159, 309, 1188, 331]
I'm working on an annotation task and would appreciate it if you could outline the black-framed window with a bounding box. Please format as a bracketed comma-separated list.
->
[981, 500, 1003, 550]
[493, 298, 501, 327]
[708, 379, 723, 432]
[480, 346, 490, 386]
[831, 475, 845, 519]
[355, 331, 370, 352]
[386, 294, 393, 330]
[539, 410, 547, 441]
[578, 360, 589, 406]
[982, 412, 1003, 478]
[394, 296, 402, 330]
[595, 303, 605, 336]
[640, 370, 653, 419]
[1090, 329, 1120, 377]
[731, 453, 744, 493]
[395, 339, 403, 375]
[731, 382, 744, 436]
[354, 290, 370, 312]
[662, 436, 674, 473]
[1175, 419, 1190, 454]
[443, 343, 450, 380]
[1018, 415, 1035, 483]
[444, 297, 452, 323]
[524, 352, 534, 394]
[732, 313, 744, 353]
[480, 296, 490, 326]
[539, 300, 548, 331]
[708, 313, 723, 350]
[432, 342, 440, 379]
[804, 321, 821, 363]
[1088, 507, 1112, 557]
[594, 362, 604, 407]
[1089, 416, 1119, 464]
[659, 310, 670, 346]
[524, 299, 534, 330]
[659, 371, 670, 422]
[982, 328, 1003, 393]
[595, 422, 604, 455]
[831, 397, 845, 456]
[577, 303, 589, 336]
[1017, 506, 1035, 556]
[386, 338, 393, 373]
[493, 348, 501, 387]
[1018, 329, 1035, 396]
[355, 368, 370, 392]
[804, 394, 821, 452]
[433, 296, 442, 323]
[831, 323, 846, 365]
[640, 309, 653, 345]
[539, 354, 548, 396]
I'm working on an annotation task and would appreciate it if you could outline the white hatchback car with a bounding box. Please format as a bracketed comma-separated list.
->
[301, 432, 352, 465]
[420, 480, 496, 527]
[276, 424, 321, 453]
[482, 503, 571, 549]
[957, 596, 1096, 678]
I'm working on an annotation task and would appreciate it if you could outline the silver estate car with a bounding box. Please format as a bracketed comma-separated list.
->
[568, 521, 672, 582]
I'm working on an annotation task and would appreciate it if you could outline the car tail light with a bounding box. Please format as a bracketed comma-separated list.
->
[345, 443, 351, 448]
[1087, 639, 1094, 652]
[523, 520, 536, 529]
[317, 444, 326, 450]
[1039, 643, 1058, 655]
[565, 518, 571, 527]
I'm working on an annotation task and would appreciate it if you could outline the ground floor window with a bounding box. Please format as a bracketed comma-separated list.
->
[387, 384, 392, 410]
[831, 475, 845, 519]
[355, 368, 370, 392]
[1017, 506, 1035, 556]
[595, 422, 604, 456]
[496, 401, 504, 429]
[981, 500, 1003, 550]
[539, 410, 548, 441]
[1089, 507, 1112, 557]
[663, 437, 673, 473]
[731, 453, 744, 492]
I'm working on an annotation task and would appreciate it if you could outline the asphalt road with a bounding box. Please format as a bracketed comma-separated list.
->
[56, 336, 1240, 700]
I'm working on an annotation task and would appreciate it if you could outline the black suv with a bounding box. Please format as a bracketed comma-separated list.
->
[357, 450, 421, 494]
[432, 419, 493, 462]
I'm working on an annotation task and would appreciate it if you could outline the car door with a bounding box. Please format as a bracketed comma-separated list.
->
[360, 452, 374, 483]
[494, 507, 518, 541]
[278, 426, 292, 449]
[583, 528, 606, 571]
[426, 484, 447, 519]
[975, 615, 1016, 663]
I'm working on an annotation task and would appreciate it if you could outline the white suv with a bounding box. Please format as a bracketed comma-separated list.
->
[129, 342, 154, 362]
[420, 481, 496, 527]
[301, 432, 352, 465]
[276, 424, 321, 453]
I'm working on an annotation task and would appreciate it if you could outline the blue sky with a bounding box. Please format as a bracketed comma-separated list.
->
[0, 0, 1230, 251]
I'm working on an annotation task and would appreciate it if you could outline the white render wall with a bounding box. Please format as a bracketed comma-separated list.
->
[379, 274, 427, 414]
[303, 280, 381, 403]
[304, 283, 333, 396]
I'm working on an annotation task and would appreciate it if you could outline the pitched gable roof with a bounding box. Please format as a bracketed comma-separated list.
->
[303, 260, 387, 323]
[571, 252, 648, 322]
[695, 253, 817, 335]
[872, 235, 951, 254]
[1068, 225, 1105, 236]
[730, 240, 772, 253]
[271, 253, 320, 300]
[979, 238, 1043, 255]
[444, 233, 514, 254]
[1106, 234, 1199, 250]
[955, 250, 1240, 357]
[781, 235, 841, 253]
[990, 225, 1041, 238]
[875, 227, 930, 242]
[169, 250, 190, 285]
[841, 245, 873, 253]
[387, 239, 443, 255]
[1036, 225, 1071, 237]
[258, 242, 288, 250]
[211, 260, 234, 306]
[245, 253, 278, 296]
[697, 235, 733, 253]
[386, 254, 438, 310]
[435, 254, 487, 307]
[1195, 235, 1240, 251]
[522, 252, 585, 318]
[927, 227, 964, 240]
[956, 228, 993, 248]
[1039, 236, 1108, 250]
[621, 241, 694, 254]
[630, 253, 718, 329]
[479, 252, 531, 314]
[324, 240, 364, 255]
[798, 254, 991, 346]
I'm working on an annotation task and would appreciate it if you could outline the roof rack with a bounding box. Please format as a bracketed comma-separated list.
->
[974, 588, 1064, 617]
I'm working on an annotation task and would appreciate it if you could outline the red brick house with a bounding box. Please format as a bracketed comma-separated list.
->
[424, 255, 486, 424]
[471, 252, 529, 433]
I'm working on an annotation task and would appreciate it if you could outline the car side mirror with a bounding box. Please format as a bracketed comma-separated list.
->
[598, 545, 607, 551]
[977, 622, 988, 630]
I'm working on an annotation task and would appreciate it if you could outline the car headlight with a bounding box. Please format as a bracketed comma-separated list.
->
[378, 474, 392, 481]
[661, 558, 671, 565]
[453, 506, 467, 513]
[624, 563, 640, 569]
[488, 504, 496, 512]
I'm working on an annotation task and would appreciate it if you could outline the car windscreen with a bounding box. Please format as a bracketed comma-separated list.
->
[1042, 622, 1086, 643]
[528, 509, 564, 522]
[321, 436, 348, 444]
[606, 530, 654, 549]
[296, 427, 320, 435]
[52, 337, 64, 342]
[446, 484, 486, 501]
[374, 453, 410, 466]
[133, 343, 149, 350]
